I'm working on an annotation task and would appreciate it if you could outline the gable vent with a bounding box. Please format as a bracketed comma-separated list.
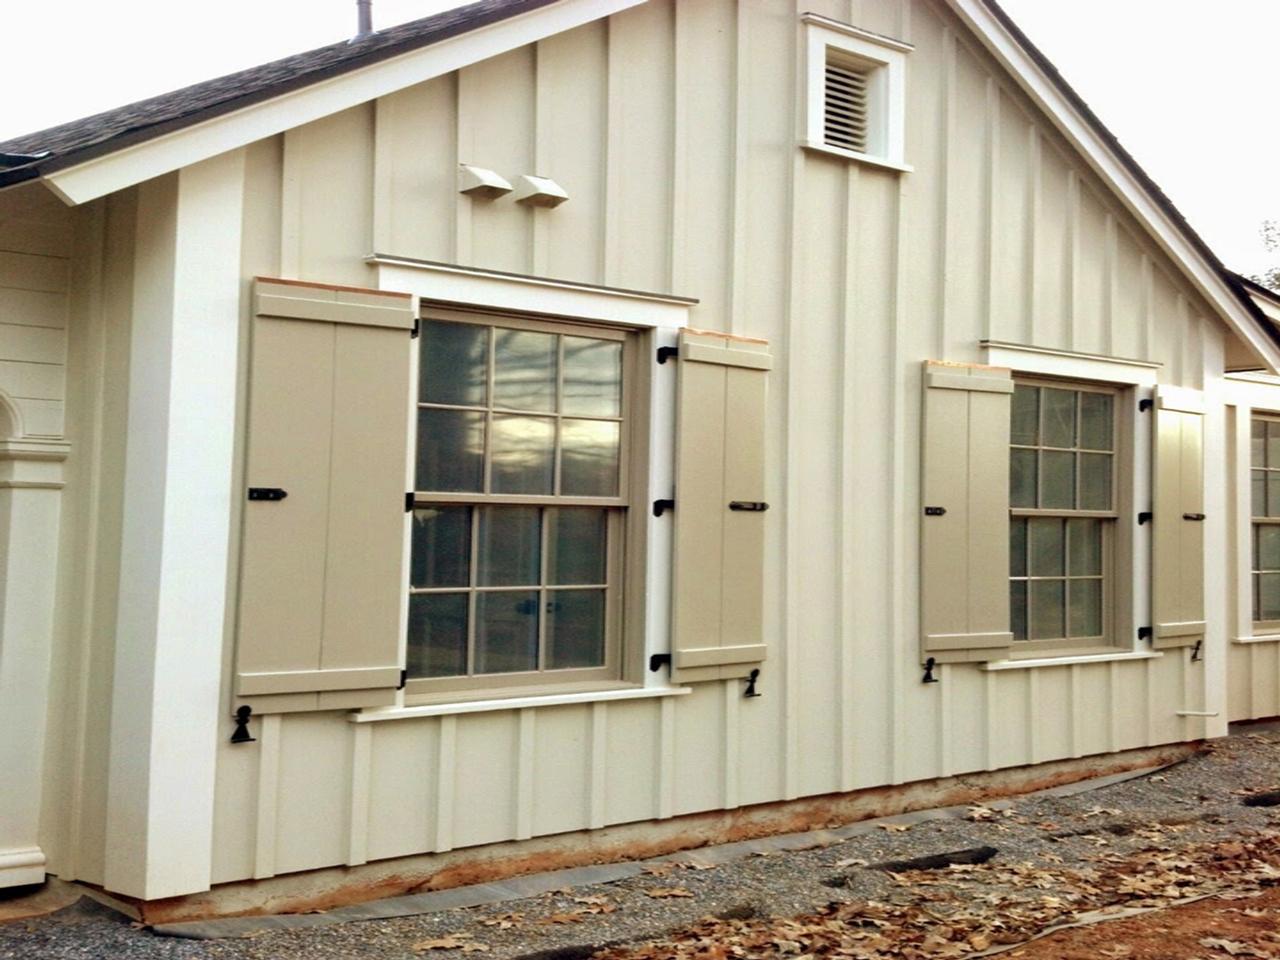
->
[823, 56, 870, 153]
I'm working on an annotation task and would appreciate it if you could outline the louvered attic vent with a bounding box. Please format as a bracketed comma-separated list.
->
[823, 56, 870, 153]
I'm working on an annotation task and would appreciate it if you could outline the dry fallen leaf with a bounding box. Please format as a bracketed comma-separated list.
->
[646, 887, 695, 899]
[413, 935, 471, 952]
[879, 823, 911, 833]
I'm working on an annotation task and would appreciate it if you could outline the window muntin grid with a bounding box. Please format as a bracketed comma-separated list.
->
[1251, 416, 1280, 625]
[407, 314, 629, 691]
[1009, 382, 1117, 647]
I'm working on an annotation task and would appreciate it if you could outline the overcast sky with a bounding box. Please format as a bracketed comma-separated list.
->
[3, 1, 1276, 277]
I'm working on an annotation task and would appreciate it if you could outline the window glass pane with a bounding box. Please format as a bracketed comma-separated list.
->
[1068, 518, 1102, 576]
[421, 320, 488, 406]
[1028, 518, 1065, 576]
[1258, 525, 1280, 572]
[411, 506, 471, 588]
[1041, 388, 1077, 448]
[475, 591, 540, 674]
[1255, 471, 1268, 519]
[1269, 422, 1280, 470]
[548, 508, 608, 585]
[1253, 420, 1267, 468]
[546, 590, 606, 669]
[1011, 385, 1039, 446]
[1010, 518, 1027, 578]
[416, 408, 485, 492]
[1079, 453, 1112, 510]
[1068, 579, 1102, 638]
[1030, 580, 1065, 640]
[1010, 448, 1037, 509]
[562, 338, 622, 418]
[1078, 392, 1113, 451]
[1269, 475, 1280, 520]
[407, 593, 468, 678]
[1011, 581, 1027, 641]
[478, 506, 540, 586]
[491, 415, 555, 494]
[1260, 573, 1280, 622]
[1040, 451, 1075, 509]
[493, 329, 557, 412]
[561, 419, 621, 497]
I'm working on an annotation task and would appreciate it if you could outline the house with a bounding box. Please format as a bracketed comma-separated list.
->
[2, 0, 1279, 920]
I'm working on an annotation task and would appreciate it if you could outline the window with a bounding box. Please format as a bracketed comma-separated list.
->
[406, 309, 633, 695]
[802, 13, 911, 171]
[1251, 416, 1280, 628]
[1008, 381, 1118, 651]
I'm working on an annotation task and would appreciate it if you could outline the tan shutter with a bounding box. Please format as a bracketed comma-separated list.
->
[669, 329, 771, 684]
[1151, 387, 1206, 650]
[235, 278, 415, 712]
[920, 361, 1014, 663]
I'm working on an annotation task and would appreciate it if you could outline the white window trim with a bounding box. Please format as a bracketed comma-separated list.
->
[350, 684, 691, 722]
[980, 343, 1152, 662]
[801, 13, 911, 172]
[1225, 386, 1280, 644]
[372, 256, 695, 702]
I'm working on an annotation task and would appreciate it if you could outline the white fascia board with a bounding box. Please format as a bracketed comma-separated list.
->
[43, 0, 643, 206]
[944, 0, 1280, 375]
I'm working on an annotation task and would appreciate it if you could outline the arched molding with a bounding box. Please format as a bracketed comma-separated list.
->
[0, 389, 23, 442]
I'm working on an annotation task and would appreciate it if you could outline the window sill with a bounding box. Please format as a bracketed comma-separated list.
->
[981, 650, 1163, 671]
[1234, 634, 1280, 645]
[800, 142, 913, 173]
[349, 683, 691, 722]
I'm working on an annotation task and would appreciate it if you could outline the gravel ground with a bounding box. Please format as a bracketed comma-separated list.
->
[5, 723, 1280, 960]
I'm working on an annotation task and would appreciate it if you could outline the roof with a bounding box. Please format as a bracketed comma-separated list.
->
[0, 0, 555, 188]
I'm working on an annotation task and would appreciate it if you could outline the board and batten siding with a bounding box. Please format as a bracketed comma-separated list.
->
[37, 0, 1236, 888]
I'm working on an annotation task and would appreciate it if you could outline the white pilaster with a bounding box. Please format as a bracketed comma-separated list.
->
[104, 149, 246, 900]
[0, 438, 69, 889]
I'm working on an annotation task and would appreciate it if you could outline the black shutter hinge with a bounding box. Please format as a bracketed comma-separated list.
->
[1138, 626, 1153, 641]
[1183, 512, 1206, 522]
[924, 506, 946, 517]
[656, 346, 679, 364]
[406, 492, 415, 512]
[1138, 511, 1153, 525]
[248, 487, 288, 501]
[1190, 640, 1203, 662]
[653, 498, 675, 517]
[649, 653, 672, 673]
[1139, 398, 1154, 412]
[744, 668, 761, 698]
[729, 501, 769, 512]
[411, 317, 421, 339]
[230, 705, 256, 744]
[922, 657, 940, 683]
[398, 668, 408, 689]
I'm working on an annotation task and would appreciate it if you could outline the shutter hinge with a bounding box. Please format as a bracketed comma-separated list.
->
[230, 705, 256, 744]
[411, 317, 421, 339]
[248, 487, 288, 501]
[653, 498, 675, 517]
[1139, 397, 1154, 412]
[924, 506, 946, 516]
[1138, 626, 1153, 641]
[743, 668, 762, 698]
[398, 668, 408, 690]
[729, 501, 769, 512]
[1190, 640, 1203, 662]
[406, 492, 415, 513]
[1138, 511, 1153, 525]
[922, 657, 940, 684]
[1183, 512, 1206, 522]
[649, 653, 672, 673]
[656, 346, 679, 364]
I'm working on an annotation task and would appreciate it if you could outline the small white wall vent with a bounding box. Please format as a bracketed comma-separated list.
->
[823, 56, 870, 154]
[458, 164, 513, 199]
[802, 13, 912, 172]
[513, 175, 569, 208]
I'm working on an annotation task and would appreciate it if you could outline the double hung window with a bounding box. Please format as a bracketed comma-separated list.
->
[407, 310, 632, 695]
[1009, 380, 1117, 651]
[1251, 416, 1280, 629]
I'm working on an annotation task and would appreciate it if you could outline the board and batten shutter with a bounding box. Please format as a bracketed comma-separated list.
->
[235, 277, 415, 712]
[920, 361, 1014, 663]
[669, 329, 771, 684]
[1151, 386, 1206, 650]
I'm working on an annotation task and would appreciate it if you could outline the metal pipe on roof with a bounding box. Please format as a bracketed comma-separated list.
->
[356, 0, 373, 36]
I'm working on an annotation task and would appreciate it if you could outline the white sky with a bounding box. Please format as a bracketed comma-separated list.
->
[3, 1, 1276, 277]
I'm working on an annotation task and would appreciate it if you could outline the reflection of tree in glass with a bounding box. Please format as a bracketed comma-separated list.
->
[495, 330, 558, 411]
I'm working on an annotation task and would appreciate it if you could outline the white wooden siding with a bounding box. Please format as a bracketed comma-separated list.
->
[41, 0, 1245, 889]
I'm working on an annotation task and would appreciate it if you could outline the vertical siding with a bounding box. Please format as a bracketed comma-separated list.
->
[136, 0, 1253, 881]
